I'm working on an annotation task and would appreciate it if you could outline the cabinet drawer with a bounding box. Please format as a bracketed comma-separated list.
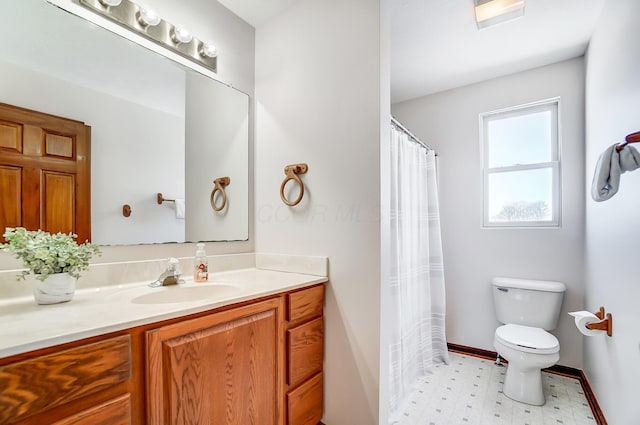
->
[287, 317, 323, 386]
[287, 373, 323, 425]
[51, 394, 131, 425]
[0, 334, 131, 424]
[287, 285, 324, 323]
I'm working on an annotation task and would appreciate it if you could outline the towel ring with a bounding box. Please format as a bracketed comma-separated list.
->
[210, 177, 230, 212]
[280, 163, 308, 206]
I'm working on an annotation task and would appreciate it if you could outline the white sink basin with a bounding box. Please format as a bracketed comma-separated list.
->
[130, 284, 241, 304]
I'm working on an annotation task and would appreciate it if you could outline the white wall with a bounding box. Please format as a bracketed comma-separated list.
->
[584, 0, 640, 422]
[254, 0, 387, 423]
[392, 58, 586, 368]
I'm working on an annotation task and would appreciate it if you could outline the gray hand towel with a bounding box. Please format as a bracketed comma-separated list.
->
[591, 144, 640, 201]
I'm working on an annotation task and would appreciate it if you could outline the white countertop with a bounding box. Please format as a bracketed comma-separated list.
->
[0, 268, 327, 359]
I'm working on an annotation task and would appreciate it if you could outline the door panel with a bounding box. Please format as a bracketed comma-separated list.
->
[0, 165, 21, 232]
[43, 171, 75, 235]
[0, 121, 22, 152]
[45, 132, 75, 159]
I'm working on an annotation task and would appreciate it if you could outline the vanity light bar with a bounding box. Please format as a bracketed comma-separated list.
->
[79, 0, 217, 73]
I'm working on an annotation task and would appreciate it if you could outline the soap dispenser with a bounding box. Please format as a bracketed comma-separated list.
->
[194, 243, 208, 282]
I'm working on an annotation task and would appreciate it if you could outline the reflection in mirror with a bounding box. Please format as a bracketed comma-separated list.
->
[0, 0, 249, 245]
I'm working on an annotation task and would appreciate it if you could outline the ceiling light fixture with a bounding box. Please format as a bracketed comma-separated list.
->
[474, 0, 525, 30]
[79, 0, 217, 73]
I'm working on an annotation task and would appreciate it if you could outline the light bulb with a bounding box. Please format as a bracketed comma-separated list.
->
[171, 26, 193, 44]
[137, 5, 161, 26]
[199, 43, 217, 58]
[99, 0, 122, 6]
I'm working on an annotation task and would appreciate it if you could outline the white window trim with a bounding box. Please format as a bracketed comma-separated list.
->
[480, 98, 562, 229]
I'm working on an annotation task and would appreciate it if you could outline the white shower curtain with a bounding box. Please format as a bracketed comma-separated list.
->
[388, 123, 448, 420]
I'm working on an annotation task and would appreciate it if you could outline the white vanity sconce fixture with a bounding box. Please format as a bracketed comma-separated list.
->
[199, 43, 218, 59]
[280, 163, 309, 207]
[79, 0, 217, 73]
[170, 26, 193, 45]
[136, 4, 161, 27]
[210, 177, 231, 212]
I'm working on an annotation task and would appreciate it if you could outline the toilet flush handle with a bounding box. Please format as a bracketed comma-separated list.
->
[497, 287, 509, 292]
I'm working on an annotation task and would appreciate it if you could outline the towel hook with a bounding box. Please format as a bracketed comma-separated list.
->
[614, 131, 640, 151]
[210, 177, 230, 211]
[280, 163, 308, 206]
[157, 193, 175, 204]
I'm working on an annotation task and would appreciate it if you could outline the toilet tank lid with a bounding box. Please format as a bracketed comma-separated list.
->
[491, 277, 566, 292]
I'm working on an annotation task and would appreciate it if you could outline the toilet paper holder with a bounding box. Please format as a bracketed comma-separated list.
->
[586, 306, 613, 337]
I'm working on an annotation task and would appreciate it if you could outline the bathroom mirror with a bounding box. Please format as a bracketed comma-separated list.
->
[0, 0, 249, 245]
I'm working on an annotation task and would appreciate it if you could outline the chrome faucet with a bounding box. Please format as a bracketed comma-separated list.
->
[150, 257, 185, 287]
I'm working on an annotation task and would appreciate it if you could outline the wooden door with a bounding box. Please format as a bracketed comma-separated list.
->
[146, 298, 283, 425]
[0, 103, 91, 242]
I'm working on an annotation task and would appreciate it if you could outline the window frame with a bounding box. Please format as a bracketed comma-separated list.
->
[480, 98, 561, 229]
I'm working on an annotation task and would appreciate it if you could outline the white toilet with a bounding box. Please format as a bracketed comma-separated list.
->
[491, 277, 566, 406]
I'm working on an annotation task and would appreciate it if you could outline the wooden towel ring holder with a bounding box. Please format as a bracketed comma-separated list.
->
[210, 177, 230, 212]
[280, 163, 308, 206]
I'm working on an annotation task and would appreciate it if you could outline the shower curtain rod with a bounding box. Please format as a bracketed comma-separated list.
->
[391, 116, 435, 152]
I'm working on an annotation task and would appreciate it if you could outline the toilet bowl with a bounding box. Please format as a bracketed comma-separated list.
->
[491, 277, 565, 406]
[494, 323, 560, 405]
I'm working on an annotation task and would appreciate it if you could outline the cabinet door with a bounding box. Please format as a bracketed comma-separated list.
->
[146, 298, 283, 425]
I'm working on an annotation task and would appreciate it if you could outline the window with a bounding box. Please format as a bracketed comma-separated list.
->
[481, 99, 560, 227]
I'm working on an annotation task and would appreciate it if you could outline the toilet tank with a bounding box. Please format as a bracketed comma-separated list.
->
[492, 277, 566, 330]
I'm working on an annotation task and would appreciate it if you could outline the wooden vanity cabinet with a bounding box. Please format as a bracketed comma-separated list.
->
[0, 284, 325, 425]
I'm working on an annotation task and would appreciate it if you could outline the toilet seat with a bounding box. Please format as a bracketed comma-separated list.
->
[495, 324, 559, 354]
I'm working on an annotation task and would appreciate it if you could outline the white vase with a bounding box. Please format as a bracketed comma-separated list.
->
[32, 273, 77, 305]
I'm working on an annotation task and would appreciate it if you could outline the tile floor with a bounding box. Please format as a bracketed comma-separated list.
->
[393, 352, 597, 425]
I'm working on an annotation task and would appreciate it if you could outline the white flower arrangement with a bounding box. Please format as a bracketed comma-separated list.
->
[1, 227, 101, 281]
